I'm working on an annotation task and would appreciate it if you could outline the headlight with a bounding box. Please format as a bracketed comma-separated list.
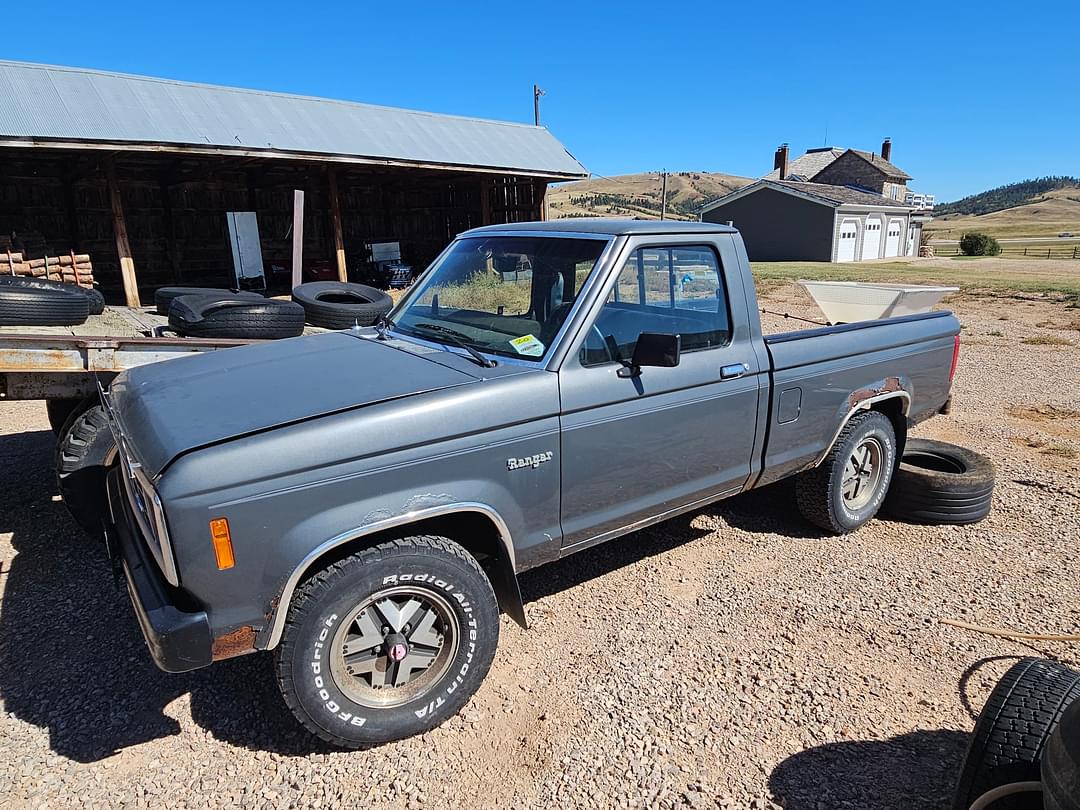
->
[121, 455, 179, 586]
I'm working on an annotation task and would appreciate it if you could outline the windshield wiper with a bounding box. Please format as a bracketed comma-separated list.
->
[375, 311, 394, 340]
[410, 323, 496, 368]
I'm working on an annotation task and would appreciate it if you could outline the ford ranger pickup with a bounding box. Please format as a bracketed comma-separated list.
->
[100, 219, 961, 746]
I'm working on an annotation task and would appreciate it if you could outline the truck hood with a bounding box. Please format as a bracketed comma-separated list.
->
[108, 331, 479, 477]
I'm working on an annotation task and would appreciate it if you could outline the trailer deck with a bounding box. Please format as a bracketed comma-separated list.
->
[0, 306, 322, 402]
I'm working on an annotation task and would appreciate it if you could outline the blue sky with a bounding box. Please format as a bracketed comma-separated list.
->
[3, 1, 1077, 201]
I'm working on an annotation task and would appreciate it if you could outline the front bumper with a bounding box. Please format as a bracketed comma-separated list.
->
[106, 469, 213, 673]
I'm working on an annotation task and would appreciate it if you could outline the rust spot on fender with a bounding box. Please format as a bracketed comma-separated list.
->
[848, 376, 903, 410]
[211, 626, 258, 660]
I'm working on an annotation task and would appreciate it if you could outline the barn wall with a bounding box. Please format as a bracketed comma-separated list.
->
[0, 148, 547, 302]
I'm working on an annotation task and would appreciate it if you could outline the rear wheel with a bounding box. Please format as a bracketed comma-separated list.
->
[795, 410, 896, 533]
[275, 535, 499, 747]
[55, 403, 118, 537]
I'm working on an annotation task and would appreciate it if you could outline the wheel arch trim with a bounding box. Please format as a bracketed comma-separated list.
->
[812, 390, 911, 468]
[262, 502, 518, 650]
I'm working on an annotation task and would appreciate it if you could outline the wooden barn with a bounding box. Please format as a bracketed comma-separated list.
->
[0, 61, 587, 305]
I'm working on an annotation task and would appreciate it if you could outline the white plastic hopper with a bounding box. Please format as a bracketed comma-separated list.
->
[798, 280, 959, 325]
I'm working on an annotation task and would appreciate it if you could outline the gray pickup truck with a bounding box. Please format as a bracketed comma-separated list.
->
[101, 220, 960, 746]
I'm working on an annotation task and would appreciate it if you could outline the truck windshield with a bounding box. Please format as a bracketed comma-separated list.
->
[392, 235, 609, 362]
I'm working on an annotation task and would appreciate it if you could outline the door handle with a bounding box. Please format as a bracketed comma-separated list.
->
[720, 362, 750, 379]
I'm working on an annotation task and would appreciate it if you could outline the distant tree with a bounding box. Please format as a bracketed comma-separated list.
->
[959, 232, 1001, 256]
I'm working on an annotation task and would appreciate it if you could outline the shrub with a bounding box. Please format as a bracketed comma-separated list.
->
[959, 232, 1002, 256]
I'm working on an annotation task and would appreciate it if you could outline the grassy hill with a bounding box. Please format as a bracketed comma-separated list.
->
[928, 176, 1080, 240]
[934, 177, 1080, 216]
[547, 171, 752, 221]
[926, 187, 1080, 240]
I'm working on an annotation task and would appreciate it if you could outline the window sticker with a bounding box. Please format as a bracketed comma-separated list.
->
[508, 334, 545, 357]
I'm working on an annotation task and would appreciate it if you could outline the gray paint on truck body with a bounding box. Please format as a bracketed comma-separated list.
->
[105, 219, 959, 659]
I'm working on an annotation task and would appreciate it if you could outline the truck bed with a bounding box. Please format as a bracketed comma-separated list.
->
[0, 305, 325, 401]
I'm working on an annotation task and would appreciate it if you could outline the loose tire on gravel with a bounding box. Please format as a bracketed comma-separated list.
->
[953, 658, 1080, 810]
[154, 286, 263, 315]
[0, 275, 89, 326]
[291, 281, 393, 329]
[795, 410, 897, 534]
[1043, 698, 1080, 810]
[884, 438, 995, 525]
[275, 535, 499, 747]
[55, 402, 118, 537]
[168, 294, 305, 340]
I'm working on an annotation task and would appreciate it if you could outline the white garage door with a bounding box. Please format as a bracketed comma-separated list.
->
[837, 219, 859, 262]
[861, 216, 882, 260]
[884, 218, 902, 257]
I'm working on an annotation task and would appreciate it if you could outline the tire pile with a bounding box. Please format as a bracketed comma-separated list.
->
[0, 276, 104, 326]
[163, 282, 393, 340]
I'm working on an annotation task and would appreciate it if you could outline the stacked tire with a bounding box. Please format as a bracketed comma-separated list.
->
[168, 294, 305, 340]
[0, 276, 103, 325]
[291, 281, 392, 329]
[885, 438, 995, 525]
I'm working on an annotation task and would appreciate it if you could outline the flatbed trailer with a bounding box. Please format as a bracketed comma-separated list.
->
[0, 305, 321, 403]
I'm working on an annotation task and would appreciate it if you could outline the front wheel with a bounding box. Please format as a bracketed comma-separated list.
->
[275, 535, 500, 747]
[795, 410, 897, 533]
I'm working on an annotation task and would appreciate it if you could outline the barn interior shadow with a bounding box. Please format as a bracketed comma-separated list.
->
[768, 729, 969, 810]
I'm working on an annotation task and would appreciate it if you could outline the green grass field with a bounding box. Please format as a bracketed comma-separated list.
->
[751, 259, 1080, 300]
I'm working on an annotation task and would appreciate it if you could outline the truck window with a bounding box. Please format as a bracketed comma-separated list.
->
[393, 235, 609, 361]
[582, 245, 731, 367]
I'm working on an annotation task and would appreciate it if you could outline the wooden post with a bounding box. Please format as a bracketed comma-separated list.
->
[291, 189, 304, 289]
[327, 168, 348, 283]
[535, 181, 548, 221]
[106, 158, 141, 307]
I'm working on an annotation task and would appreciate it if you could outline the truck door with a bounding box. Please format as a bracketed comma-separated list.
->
[557, 237, 762, 550]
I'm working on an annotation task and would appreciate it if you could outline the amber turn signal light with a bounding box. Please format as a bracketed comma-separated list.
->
[209, 518, 235, 570]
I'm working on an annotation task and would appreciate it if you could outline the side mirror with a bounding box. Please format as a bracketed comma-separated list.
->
[618, 332, 681, 378]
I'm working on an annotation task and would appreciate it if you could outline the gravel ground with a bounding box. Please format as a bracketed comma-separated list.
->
[1, 288, 1078, 809]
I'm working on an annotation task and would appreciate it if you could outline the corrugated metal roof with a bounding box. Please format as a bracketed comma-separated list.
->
[0, 61, 588, 178]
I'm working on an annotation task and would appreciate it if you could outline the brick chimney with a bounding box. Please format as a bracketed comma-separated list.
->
[881, 137, 892, 162]
[777, 143, 789, 180]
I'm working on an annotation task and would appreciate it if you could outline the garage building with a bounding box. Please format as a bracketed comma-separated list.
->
[0, 61, 587, 305]
[701, 179, 925, 262]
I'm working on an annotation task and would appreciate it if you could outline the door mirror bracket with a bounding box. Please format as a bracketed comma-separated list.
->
[617, 332, 681, 377]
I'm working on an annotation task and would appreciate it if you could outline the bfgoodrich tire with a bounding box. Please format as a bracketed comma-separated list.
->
[275, 535, 499, 747]
[292, 281, 393, 329]
[884, 438, 995, 525]
[795, 410, 897, 534]
[154, 286, 263, 315]
[168, 294, 305, 340]
[953, 658, 1080, 810]
[55, 403, 118, 537]
[0, 275, 89, 326]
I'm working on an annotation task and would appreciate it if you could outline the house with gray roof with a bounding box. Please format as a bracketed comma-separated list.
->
[701, 139, 932, 262]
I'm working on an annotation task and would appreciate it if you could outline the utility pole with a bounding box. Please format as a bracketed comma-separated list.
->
[660, 170, 668, 221]
[533, 84, 545, 126]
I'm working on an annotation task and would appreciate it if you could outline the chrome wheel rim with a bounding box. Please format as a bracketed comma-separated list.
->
[330, 586, 458, 709]
[842, 437, 885, 511]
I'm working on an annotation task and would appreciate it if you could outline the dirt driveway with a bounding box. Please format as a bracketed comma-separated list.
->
[1, 289, 1078, 809]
